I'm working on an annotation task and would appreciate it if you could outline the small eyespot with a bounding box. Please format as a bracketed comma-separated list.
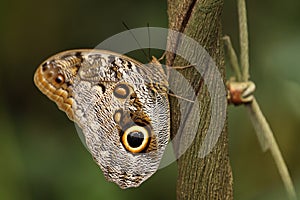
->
[42, 63, 50, 72]
[113, 109, 123, 124]
[113, 83, 130, 99]
[121, 126, 150, 153]
[55, 74, 65, 84]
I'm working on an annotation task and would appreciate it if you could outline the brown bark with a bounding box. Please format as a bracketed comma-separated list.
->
[166, 0, 233, 199]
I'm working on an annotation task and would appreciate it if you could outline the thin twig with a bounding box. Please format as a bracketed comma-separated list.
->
[237, 0, 249, 81]
[237, 0, 297, 199]
[223, 36, 242, 81]
[246, 99, 297, 200]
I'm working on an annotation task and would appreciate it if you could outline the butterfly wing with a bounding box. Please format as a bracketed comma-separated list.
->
[34, 49, 170, 188]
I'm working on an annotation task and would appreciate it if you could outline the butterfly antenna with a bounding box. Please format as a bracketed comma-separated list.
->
[122, 21, 150, 62]
[147, 23, 151, 59]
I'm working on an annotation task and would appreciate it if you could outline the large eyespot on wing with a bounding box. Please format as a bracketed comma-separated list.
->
[113, 108, 158, 154]
[121, 125, 150, 153]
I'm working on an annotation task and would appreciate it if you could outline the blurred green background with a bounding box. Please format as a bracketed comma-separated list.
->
[1, 0, 299, 199]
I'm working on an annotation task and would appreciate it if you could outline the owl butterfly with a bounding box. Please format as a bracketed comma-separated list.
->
[34, 49, 170, 189]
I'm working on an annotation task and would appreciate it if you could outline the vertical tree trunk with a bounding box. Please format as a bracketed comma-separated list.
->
[167, 0, 233, 199]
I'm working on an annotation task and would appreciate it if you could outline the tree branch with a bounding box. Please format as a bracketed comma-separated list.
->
[167, 0, 233, 199]
[237, 0, 249, 81]
[224, 1, 297, 199]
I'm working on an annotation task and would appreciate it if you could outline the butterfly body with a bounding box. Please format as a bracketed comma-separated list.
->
[34, 49, 170, 188]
